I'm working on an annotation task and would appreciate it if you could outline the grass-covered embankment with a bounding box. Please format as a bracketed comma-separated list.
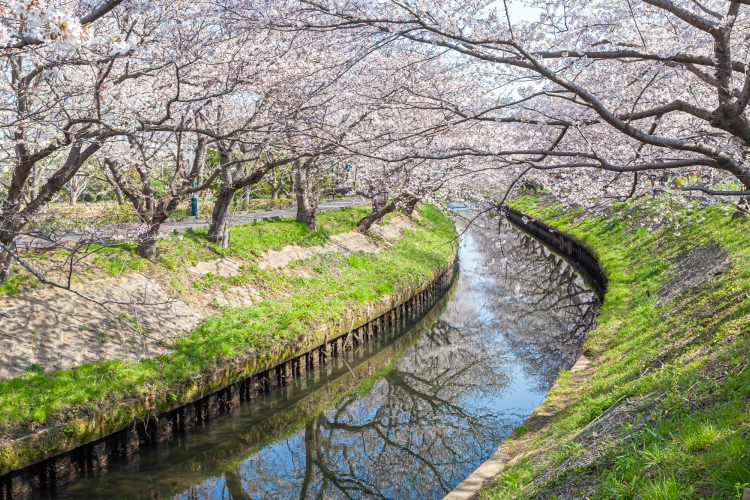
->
[482, 194, 750, 499]
[0, 204, 456, 473]
[1, 204, 367, 296]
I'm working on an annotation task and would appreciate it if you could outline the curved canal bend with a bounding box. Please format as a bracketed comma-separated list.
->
[48, 215, 595, 499]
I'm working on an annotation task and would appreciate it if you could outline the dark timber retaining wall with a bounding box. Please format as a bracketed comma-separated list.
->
[0, 259, 457, 500]
[503, 206, 608, 300]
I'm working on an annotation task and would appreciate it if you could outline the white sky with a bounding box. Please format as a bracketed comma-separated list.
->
[505, 1, 543, 23]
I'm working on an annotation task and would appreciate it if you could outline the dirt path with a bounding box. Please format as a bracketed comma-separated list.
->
[0, 274, 199, 379]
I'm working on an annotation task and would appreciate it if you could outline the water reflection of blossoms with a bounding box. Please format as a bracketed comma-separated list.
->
[229, 314, 515, 499]
[479, 218, 595, 391]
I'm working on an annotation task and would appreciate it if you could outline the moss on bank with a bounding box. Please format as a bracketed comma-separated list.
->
[0, 204, 456, 472]
[481, 195, 750, 499]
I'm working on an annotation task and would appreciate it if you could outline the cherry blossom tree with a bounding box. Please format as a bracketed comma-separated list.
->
[285, 0, 750, 210]
[1, 0, 124, 52]
[66, 173, 88, 205]
[291, 156, 350, 230]
[0, 0, 243, 278]
[103, 133, 218, 258]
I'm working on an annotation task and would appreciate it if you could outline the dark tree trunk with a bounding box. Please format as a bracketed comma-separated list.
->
[209, 187, 234, 248]
[136, 225, 160, 259]
[101, 170, 126, 205]
[27, 172, 40, 206]
[209, 147, 236, 249]
[135, 201, 181, 259]
[299, 422, 315, 499]
[733, 180, 750, 218]
[104, 137, 213, 258]
[403, 197, 420, 217]
[112, 184, 124, 205]
[270, 168, 283, 200]
[0, 241, 15, 283]
[357, 201, 397, 232]
[296, 191, 318, 231]
[241, 185, 250, 211]
[285, 169, 295, 198]
[0, 201, 20, 283]
[224, 469, 249, 500]
[371, 196, 387, 225]
[207, 147, 292, 247]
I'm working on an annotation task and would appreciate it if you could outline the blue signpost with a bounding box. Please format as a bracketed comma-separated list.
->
[191, 181, 198, 217]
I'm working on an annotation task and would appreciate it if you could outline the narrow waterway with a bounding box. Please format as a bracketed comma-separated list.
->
[50, 216, 594, 499]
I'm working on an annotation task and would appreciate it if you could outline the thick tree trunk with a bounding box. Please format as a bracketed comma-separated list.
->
[106, 176, 125, 205]
[27, 174, 40, 206]
[136, 225, 160, 259]
[209, 187, 234, 248]
[0, 208, 21, 282]
[733, 180, 750, 218]
[403, 197, 420, 217]
[296, 191, 318, 231]
[0, 241, 15, 283]
[241, 186, 250, 211]
[357, 201, 397, 232]
[371, 196, 387, 225]
[294, 162, 319, 231]
[112, 184, 124, 205]
[209, 147, 237, 249]
[299, 422, 315, 499]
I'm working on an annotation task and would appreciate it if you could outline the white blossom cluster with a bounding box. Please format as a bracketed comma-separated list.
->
[2, 0, 85, 52]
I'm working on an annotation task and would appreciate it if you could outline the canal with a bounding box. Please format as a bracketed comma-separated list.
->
[50, 214, 595, 499]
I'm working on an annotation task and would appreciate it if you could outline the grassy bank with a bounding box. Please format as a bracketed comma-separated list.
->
[129, 279, 458, 500]
[2, 203, 363, 297]
[26, 198, 296, 230]
[0, 204, 456, 471]
[482, 194, 750, 499]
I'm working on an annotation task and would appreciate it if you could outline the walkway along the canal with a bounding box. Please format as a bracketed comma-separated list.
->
[18, 197, 367, 249]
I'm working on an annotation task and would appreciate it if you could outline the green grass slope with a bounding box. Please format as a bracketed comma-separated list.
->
[482, 195, 750, 500]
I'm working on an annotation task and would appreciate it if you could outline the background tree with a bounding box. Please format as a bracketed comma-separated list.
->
[105, 133, 218, 258]
[292, 0, 750, 211]
[0, 0, 214, 279]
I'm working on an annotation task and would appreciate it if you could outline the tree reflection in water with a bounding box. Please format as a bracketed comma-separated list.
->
[176, 215, 595, 500]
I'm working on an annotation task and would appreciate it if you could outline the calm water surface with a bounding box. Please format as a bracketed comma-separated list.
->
[54, 216, 594, 499]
